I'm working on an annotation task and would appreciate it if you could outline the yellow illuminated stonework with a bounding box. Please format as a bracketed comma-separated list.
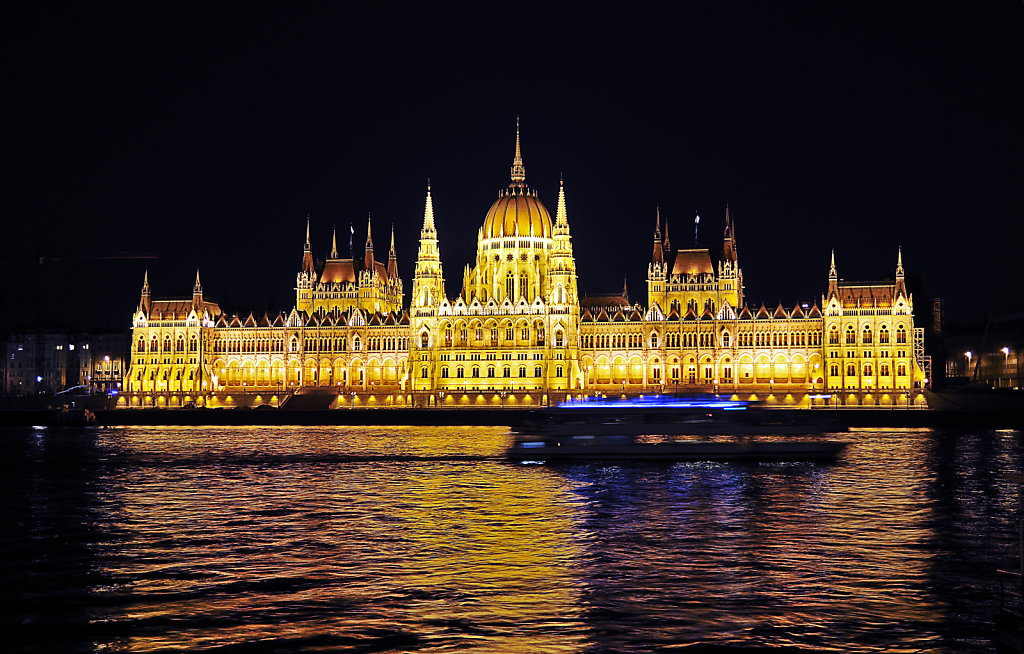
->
[122, 125, 928, 408]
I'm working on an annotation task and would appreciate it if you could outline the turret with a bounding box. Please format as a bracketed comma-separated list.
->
[413, 183, 445, 308]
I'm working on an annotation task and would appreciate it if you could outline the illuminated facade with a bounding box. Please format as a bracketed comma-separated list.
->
[123, 125, 928, 408]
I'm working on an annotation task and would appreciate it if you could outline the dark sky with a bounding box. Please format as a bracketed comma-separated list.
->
[3, 3, 1021, 331]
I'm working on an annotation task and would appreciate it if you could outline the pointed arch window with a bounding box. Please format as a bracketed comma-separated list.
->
[845, 326, 856, 344]
[862, 326, 872, 344]
[506, 272, 514, 301]
[896, 325, 907, 344]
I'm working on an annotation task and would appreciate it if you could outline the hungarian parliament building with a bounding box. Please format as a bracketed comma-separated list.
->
[123, 127, 928, 408]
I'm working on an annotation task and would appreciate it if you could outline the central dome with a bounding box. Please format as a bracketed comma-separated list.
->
[482, 189, 553, 239]
[481, 119, 553, 240]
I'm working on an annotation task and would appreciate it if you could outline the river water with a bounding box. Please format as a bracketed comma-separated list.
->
[2, 425, 1021, 653]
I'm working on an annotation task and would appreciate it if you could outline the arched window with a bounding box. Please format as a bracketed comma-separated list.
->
[487, 366, 495, 378]
[879, 327, 890, 344]
[650, 332, 659, 348]
[163, 336, 172, 352]
[862, 326, 872, 344]
[845, 326, 856, 344]
[506, 271, 514, 300]
[472, 366, 480, 378]
[420, 331, 429, 348]
[829, 327, 839, 345]
[847, 364, 856, 376]
[722, 331, 731, 347]
[864, 364, 873, 376]
[441, 367, 449, 378]
[830, 364, 838, 377]
[177, 336, 184, 352]
[352, 337, 361, 351]
[534, 365, 542, 377]
[519, 273, 528, 300]
[896, 325, 907, 344]
[555, 331, 564, 347]
[519, 366, 526, 377]
[456, 366, 464, 378]
[897, 363, 907, 376]
[503, 366, 511, 378]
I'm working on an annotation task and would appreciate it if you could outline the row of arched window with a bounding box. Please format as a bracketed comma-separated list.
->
[830, 325, 906, 345]
[829, 363, 908, 377]
[136, 335, 198, 353]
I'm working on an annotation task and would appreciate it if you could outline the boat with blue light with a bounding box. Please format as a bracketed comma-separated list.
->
[515, 395, 846, 437]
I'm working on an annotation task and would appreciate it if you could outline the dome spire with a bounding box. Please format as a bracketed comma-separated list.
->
[555, 175, 568, 227]
[510, 116, 526, 187]
[423, 181, 436, 233]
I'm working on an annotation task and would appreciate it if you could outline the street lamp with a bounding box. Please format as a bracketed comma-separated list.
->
[1002, 347, 1011, 387]
[437, 390, 445, 408]
[965, 351, 973, 377]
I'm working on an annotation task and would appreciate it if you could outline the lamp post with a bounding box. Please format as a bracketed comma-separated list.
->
[965, 351, 973, 379]
[500, 390, 507, 408]
[1002, 347, 1011, 388]
[437, 390, 445, 408]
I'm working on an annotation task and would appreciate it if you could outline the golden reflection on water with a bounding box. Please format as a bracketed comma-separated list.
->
[95, 426, 586, 653]
[76, 426, 1023, 653]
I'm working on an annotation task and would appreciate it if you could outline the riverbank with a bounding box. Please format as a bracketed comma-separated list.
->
[2, 406, 1023, 429]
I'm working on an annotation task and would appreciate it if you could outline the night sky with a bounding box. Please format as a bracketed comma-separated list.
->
[3, 3, 1021, 332]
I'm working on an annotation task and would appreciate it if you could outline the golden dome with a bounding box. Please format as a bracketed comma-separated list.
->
[482, 189, 553, 239]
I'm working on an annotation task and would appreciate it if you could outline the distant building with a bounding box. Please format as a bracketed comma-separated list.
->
[943, 313, 1024, 389]
[3, 330, 127, 396]
[122, 123, 928, 408]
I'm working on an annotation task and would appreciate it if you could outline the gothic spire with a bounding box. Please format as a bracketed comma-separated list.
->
[301, 215, 315, 274]
[663, 218, 671, 251]
[652, 207, 664, 265]
[140, 270, 151, 314]
[192, 269, 203, 308]
[829, 249, 837, 280]
[422, 182, 436, 233]
[895, 247, 907, 298]
[364, 213, 374, 271]
[555, 175, 568, 227]
[388, 223, 398, 280]
[510, 117, 526, 187]
[331, 226, 338, 259]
